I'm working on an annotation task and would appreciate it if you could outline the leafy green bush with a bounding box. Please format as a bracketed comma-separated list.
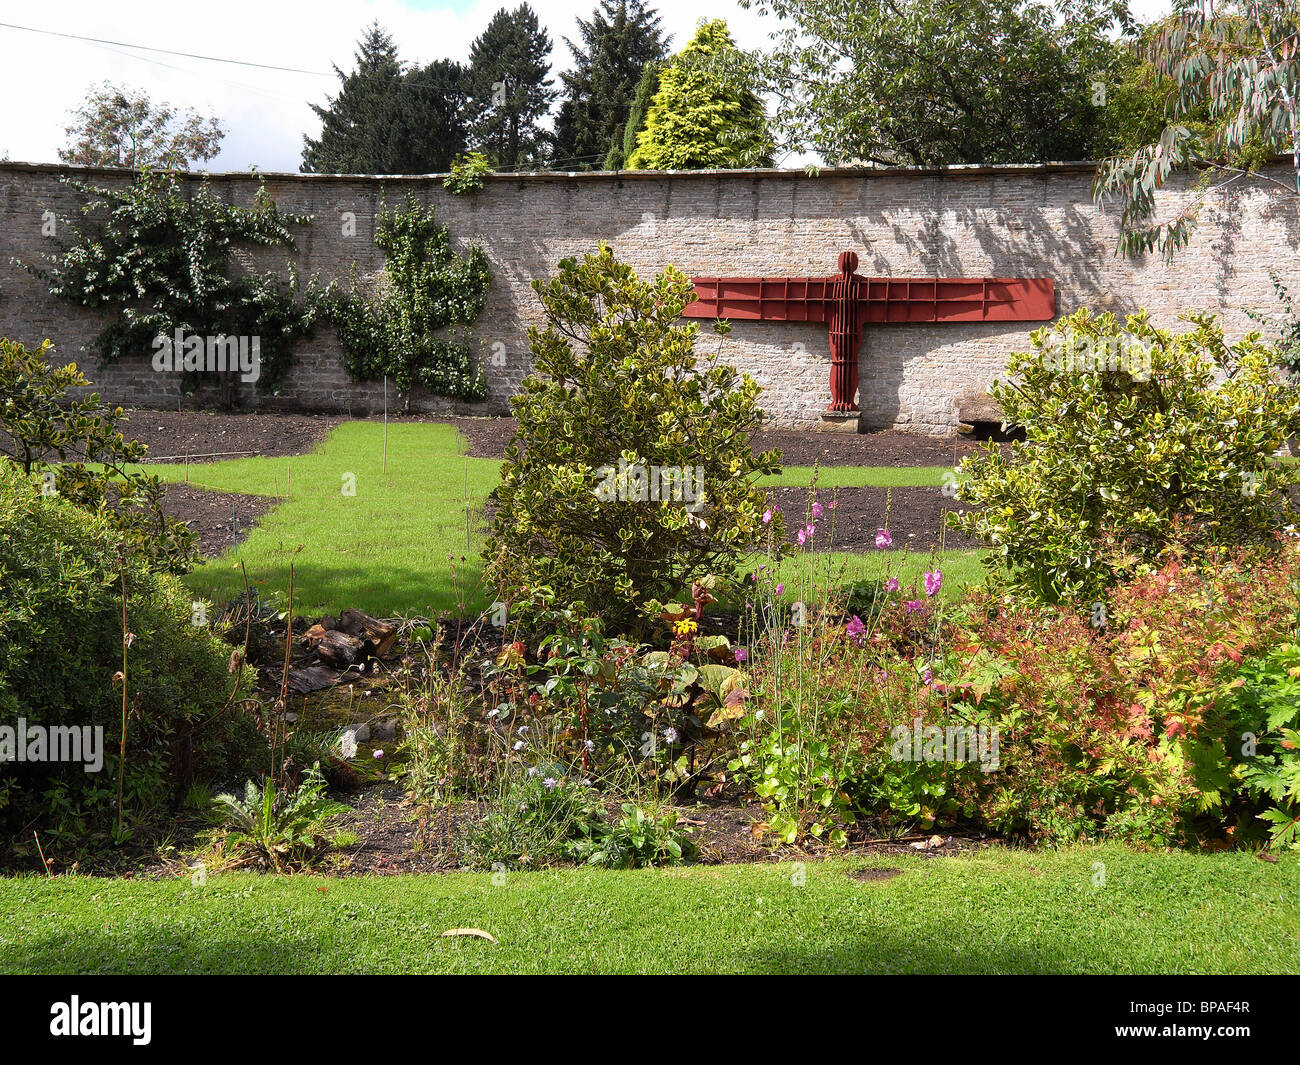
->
[571, 802, 698, 868]
[0, 338, 197, 573]
[443, 151, 492, 195]
[484, 244, 783, 630]
[1227, 640, 1300, 850]
[0, 463, 259, 851]
[950, 308, 1300, 603]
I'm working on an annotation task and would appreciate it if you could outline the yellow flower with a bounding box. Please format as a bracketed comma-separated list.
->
[673, 619, 698, 637]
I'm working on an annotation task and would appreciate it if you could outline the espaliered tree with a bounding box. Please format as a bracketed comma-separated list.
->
[1093, 0, 1300, 261]
[484, 244, 784, 631]
[552, 0, 669, 170]
[627, 19, 772, 169]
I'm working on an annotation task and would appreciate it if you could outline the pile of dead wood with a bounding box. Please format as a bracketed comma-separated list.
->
[286, 609, 399, 694]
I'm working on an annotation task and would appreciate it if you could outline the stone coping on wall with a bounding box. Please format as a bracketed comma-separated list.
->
[0, 158, 1109, 184]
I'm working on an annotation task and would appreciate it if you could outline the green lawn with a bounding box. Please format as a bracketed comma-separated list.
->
[141, 421, 499, 617]
[138, 421, 985, 617]
[759, 465, 957, 488]
[2, 846, 1294, 974]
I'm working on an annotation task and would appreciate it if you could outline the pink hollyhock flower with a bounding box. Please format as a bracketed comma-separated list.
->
[811, 501, 824, 519]
[775, 583, 784, 595]
[905, 599, 923, 613]
[797, 529, 806, 545]
[924, 569, 943, 597]
[875, 528, 892, 549]
[762, 509, 773, 524]
[734, 647, 748, 663]
[885, 577, 899, 592]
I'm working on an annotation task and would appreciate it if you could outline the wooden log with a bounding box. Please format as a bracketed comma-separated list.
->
[314, 629, 366, 670]
[336, 608, 399, 657]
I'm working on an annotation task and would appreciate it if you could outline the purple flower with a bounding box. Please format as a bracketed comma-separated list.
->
[845, 615, 866, 645]
[543, 777, 558, 790]
[811, 501, 824, 519]
[922, 668, 933, 685]
[663, 727, 679, 744]
[924, 569, 943, 597]
[775, 583, 784, 595]
[905, 599, 923, 613]
[734, 646, 749, 663]
[885, 577, 899, 592]
[875, 528, 892, 549]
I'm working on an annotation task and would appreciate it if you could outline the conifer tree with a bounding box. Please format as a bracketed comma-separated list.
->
[627, 19, 772, 170]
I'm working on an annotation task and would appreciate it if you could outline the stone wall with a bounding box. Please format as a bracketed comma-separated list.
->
[1, 159, 1297, 434]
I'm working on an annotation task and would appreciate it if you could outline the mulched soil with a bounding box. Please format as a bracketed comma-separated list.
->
[773, 485, 978, 552]
[323, 785, 994, 876]
[447, 415, 998, 469]
[121, 409, 342, 462]
[162, 484, 274, 555]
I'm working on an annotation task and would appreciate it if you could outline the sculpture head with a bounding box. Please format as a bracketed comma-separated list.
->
[838, 250, 859, 275]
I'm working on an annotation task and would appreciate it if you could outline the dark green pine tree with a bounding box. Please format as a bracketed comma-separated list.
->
[466, 5, 558, 170]
[302, 22, 404, 173]
[380, 59, 470, 173]
[552, 0, 668, 170]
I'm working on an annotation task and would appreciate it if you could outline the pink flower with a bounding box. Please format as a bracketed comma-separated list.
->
[811, 501, 824, 519]
[924, 569, 943, 597]
[845, 615, 866, 645]
[797, 529, 806, 545]
[922, 668, 933, 685]
[734, 647, 748, 663]
[905, 599, 923, 613]
[775, 583, 784, 595]
[875, 528, 892, 549]
[762, 509, 773, 524]
[885, 577, 899, 592]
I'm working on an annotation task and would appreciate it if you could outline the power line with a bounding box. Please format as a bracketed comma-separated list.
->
[0, 21, 334, 76]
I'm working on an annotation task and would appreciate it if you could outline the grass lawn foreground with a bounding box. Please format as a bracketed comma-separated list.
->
[3, 846, 1296, 975]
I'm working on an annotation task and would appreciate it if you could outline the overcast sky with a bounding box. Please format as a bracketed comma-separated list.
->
[0, 0, 1174, 173]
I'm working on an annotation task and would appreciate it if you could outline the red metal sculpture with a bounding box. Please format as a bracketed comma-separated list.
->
[682, 250, 1055, 412]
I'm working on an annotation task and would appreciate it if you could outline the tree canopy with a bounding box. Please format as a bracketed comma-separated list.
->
[552, 0, 668, 170]
[60, 82, 224, 170]
[627, 19, 773, 170]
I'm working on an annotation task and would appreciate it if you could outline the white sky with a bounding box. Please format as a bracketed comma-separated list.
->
[0, 0, 1174, 172]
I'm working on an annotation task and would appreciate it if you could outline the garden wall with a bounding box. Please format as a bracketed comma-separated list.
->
[1, 159, 1297, 434]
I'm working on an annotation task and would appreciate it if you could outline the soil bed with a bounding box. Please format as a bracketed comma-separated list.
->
[161, 484, 272, 555]
[448, 415, 1000, 469]
[122, 410, 341, 462]
[772, 485, 978, 552]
